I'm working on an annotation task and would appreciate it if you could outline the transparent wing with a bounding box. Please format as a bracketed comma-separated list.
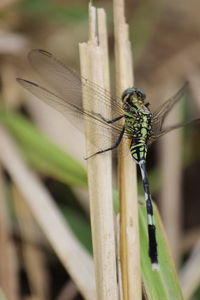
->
[152, 82, 188, 121]
[17, 78, 126, 156]
[159, 118, 200, 137]
[149, 82, 189, 142]
[147, 118, 200, 146]
[28, 49, 123, 119]
[16, 49, 132, 156]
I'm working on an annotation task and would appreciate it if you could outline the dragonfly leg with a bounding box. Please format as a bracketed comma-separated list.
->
[96, 114, 124, 124]
[85, 127, 125, 159]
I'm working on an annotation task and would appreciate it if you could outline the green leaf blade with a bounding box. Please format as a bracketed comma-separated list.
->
[0, 110, 87, 188]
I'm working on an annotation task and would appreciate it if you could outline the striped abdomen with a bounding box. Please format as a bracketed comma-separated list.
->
[130, 140, 147, 162]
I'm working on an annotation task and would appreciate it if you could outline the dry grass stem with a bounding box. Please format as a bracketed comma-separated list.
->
[0, 169, 19, 300]
[159, 99, 182, 265]
[113, 0, 141, 299]
[13, 187, 49, 300]
[180, 240, 200, 299]
[0, 30, 29, 54]
[189, 70, 200, 111]
[0, 127, 96, 300]
[79, 3, 118, 300]
[56, 281, 78, 300]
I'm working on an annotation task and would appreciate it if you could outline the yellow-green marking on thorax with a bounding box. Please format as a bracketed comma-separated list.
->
[122, 87, 152, 163]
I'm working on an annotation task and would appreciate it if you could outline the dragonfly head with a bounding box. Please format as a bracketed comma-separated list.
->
[122, 88, 146, 105]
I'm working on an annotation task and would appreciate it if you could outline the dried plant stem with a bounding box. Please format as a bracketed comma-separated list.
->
[0, 127, 96, 300]
[12, 186, 49, 300]
[189, 70, 200, 110]
[0, 169, 19, 300]
[180, 240, 200, 300]
[79, 4, 118, 300]
[160, 101, 182, 265]
[56, 281, 78, 300]
[113, 0, 141, 299]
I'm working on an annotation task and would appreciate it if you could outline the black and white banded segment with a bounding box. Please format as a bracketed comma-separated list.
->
[139, 160, 158, 270]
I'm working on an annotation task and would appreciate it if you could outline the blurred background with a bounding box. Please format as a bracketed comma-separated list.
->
[0, 0, 200, 299]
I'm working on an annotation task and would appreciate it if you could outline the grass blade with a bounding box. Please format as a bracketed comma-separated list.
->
[0, 110, 87, 188]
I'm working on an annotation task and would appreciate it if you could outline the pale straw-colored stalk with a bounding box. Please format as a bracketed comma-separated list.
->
[0, 127, 96, 300]
[56, 281, 78, 300]
[189, 69, 200, 110]
[13, 186, 49, 300]
[179, 72, 200, 299]
[0, 168, 19, 300]
[180, 240, 200, 300]
[113, 0, 141, 299]
[159, 93, 182, 266]
[79, 3, 118, 300]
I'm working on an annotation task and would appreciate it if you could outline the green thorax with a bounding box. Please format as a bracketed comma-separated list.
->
[123, 101, 152, 141]
[123, 100, 152, 162]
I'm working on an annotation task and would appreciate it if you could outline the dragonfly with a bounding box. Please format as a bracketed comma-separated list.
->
[17, 49, 200, 270]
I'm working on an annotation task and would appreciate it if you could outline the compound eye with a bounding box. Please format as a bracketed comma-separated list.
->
[135, 91, 141, 100]
[138, 91, 146, 101]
